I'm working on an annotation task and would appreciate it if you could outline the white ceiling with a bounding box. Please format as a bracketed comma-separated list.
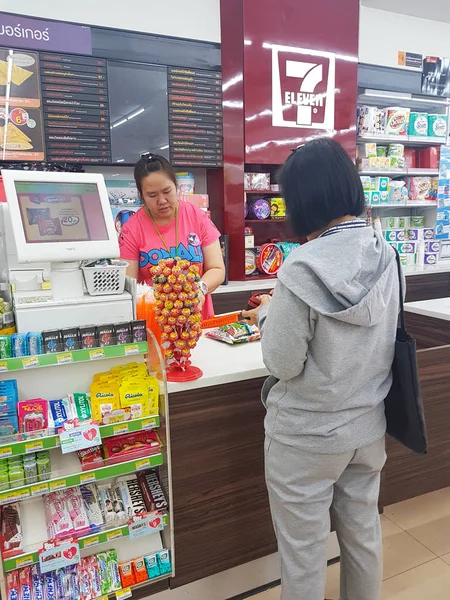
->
[361, 0, 450, 23]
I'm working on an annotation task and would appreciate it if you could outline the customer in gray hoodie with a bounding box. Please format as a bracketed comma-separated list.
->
[243, 139, 399, 600]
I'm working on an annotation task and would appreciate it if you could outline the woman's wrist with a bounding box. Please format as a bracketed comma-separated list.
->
[199, 280, 208, 295]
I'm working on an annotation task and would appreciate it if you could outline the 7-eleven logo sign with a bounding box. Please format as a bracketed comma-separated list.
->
[271, 44, 336, 130]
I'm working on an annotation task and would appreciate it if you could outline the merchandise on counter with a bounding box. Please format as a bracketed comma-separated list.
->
[138, 470, 168, 511]
[256, 243, 283, 276]
[270, 197, 286, 219]
[428, 114, 448, 137]
[206, 322, 261, 344]
[175, 172, 195, 195]
[1, 503, 22, 557]
[248, 198, 271, 220]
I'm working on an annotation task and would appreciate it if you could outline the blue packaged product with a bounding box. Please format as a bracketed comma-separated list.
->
[31, 564, 44, 600]
[157, 549, 172, 575]
[26, 333, 43, 356]
[55, 569, 65, 600]
[44, 571, 57, 600]
[11, 334, 27, 357]
[0, 380, 19, 435]
[49, 399, 69, 430]
[144, 553, 160, 579]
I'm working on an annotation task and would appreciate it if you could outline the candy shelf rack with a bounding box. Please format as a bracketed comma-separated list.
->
[0, 329, 174, 598]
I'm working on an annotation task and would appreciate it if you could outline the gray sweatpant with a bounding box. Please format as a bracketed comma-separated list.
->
[265, 436, 386, 600]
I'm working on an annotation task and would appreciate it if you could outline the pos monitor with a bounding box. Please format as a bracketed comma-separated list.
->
[2, 171, 119, 264]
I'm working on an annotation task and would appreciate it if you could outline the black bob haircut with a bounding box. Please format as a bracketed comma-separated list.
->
[278, 137, 365, 237]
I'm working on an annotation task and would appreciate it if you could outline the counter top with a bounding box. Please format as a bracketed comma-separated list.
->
[405, 297, 450, 321]
[214, 262, 450, 296]
[167, 335, 267, 394]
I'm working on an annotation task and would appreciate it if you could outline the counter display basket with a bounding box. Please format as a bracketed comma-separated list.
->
[0, 328, 174, 599]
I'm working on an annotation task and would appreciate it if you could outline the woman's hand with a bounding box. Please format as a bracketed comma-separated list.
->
[198, 290, 206, 308]
[242, 294, 272, 326]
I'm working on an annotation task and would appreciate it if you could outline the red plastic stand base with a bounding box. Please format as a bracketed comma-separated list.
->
[166, 364, 203, 382]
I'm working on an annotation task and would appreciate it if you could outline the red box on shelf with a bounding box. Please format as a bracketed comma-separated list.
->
[404, 148, 417, 169]
[417, 147, 440, 169]
[179, 194, 209, 209]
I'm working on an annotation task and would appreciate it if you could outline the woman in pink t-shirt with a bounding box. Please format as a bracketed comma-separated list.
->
[119, 153, 225, 319]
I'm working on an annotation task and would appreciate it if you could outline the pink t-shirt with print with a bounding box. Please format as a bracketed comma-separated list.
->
[119, 202, 220, 319]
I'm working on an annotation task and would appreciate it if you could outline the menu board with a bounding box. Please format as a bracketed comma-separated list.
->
[39, 53, 111, 164]
[167, 67, 223, 167]
[0, 48, 45, 161]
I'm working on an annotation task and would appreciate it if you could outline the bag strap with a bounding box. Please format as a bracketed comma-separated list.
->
[393, 249, 406, 334]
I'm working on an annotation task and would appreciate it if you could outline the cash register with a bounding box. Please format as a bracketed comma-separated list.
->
[0, 170, 134, 333]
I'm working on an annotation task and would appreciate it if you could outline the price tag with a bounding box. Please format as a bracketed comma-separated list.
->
[135, 458, 150, 471]
[57, 352, 73, 365]
[31, 482, 49, 497]
[25, 440, 44, 453]
[129, 514, 164, 540]
[15, 555, 34, 568]
[106, 529, 123, 542]
[0, 446, 13, 458]
[39, 541, 80, 574]
[0, 361, 7, 372]
[0, 489, 30, 504]
[22, 356, 39, 369]
[49, 480, 66, 492]
[59, 422, 101, 454]
[124, 344, 139, 356]
[142, 417, 157, 430]
[112, 423, 129, 436]
[89, 349, 105, 360]
[80, 472, 96, 484]
[82, 535, 99, 548]
[116, 588, 132, 600]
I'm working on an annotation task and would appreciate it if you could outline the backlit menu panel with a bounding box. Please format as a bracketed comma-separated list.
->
[168, 67, 223, 167]
[40, 53, 111, 164]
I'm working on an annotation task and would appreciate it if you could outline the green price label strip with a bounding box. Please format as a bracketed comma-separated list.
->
[3, 513, 169, 572]
[0, 342, 148, 373]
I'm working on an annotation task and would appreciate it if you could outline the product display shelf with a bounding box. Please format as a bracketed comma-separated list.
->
[245, 219, 286, 223]
[359, 169, 439, 177]
[0, 330, 174, 599]
[367, 202, 438, 209]
[357, 134, 447, 146]
[244, 190, 279, 195]
[0, 341, 149, 373]
[0, 451, 164, 506]
[3, 495, 170, 572]
[0, 414, 160, 458]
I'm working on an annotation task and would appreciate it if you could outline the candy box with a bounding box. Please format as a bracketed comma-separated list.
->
[157, 549, 172, 575]
[114, 323, 131, 345]
[97, 325, 115, 347]
[79, 326, 97, 349]
[102, 429, 161, 464]
[1, 503, 23, 557]
[428, 114, 448, 138]
[119, 561, 136, 588]
[256, 243, 283, 275]
[408, 112, 428, 136]
[133, 557, 149, 583]
[138, 470, 168, 511]
[385, 107, 410, 136]
[270, 197, 286, 219]
[42, 330, 61, 354]
[116, 474, 147, 518]
[130, 320, 146, 343]
[144, 553, 160, 579]
[17, 399, 48, 433]
[61, 327, 80, 352]
[11, 333, 27, 358]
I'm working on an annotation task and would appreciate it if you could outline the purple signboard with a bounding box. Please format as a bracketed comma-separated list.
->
[0, 13, 92, 55]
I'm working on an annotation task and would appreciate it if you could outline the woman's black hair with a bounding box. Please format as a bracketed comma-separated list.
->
[134, 153, 177, 196]
[278, 137, 365, 237]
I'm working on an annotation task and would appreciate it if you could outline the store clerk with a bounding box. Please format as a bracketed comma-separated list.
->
[119, 153, 225, 319]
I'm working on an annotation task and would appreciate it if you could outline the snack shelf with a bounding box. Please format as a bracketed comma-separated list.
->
[0, 452, 163, 506]
[367, 202, 437, 209]
[359, 169, 439, 177]
[0, 342, 149, 373]
[0, 415, 160, 458]
[357, 134, 447, 146]
[3, 500, 169, 573]
[244, 190, 279, 194]
[245, 219, 287, 223]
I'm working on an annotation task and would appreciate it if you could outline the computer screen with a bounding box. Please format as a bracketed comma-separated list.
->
[16, 182, 109, 244]
[2, 171, 119, 263]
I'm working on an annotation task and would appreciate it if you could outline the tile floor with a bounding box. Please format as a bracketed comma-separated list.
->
[251, 488, 450, 599]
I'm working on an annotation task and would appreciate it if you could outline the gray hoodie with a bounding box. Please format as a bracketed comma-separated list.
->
[258, 227, 400, 454]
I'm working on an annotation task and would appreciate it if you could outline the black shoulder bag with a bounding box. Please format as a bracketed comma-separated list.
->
[384, 251, 427, 454]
